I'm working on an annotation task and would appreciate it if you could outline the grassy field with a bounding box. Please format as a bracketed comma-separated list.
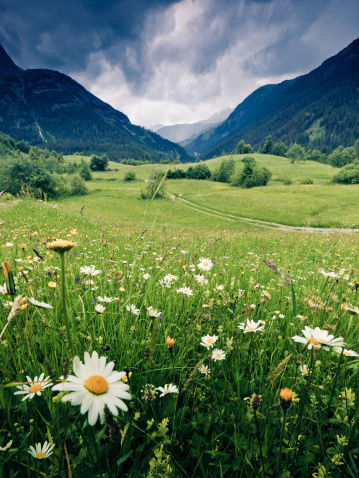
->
[1, 174, 359, 477]
[64, 154, 359, 229]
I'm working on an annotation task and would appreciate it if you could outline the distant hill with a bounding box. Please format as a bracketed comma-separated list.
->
[0, 46, 191, 162]
[156, 108, 233, 143]
[183, 38, 359, 158]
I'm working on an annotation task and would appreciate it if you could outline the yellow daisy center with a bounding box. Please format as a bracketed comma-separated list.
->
[207, 338, 214, 343]
[344, 351, 351, 356]
[36, 452, 46, 459]
[216, 353, 221, 358]
[307, 338, 320, 350]
[203, 368, 207, 373]
[302, 369, 308, 375]
[318, 339, 327, 344]
[164, 389, 170, 394]
[85, 375, 108, 395]
[248, 327, 256, 332]
[203, 262, 208, 266]
[29, 384, 42, 393]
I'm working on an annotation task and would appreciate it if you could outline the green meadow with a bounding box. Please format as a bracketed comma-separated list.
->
[1, 154, 359, 477]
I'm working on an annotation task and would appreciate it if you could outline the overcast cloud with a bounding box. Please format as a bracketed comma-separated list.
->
[1, 0, 358, 126]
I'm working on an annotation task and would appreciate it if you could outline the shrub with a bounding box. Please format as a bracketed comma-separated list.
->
[279, 175, 293, 185]
[212, 159, 235, 183]
[232, 157, 272, 188]
[333, 161, 359, 184]
[300, 178, 314, 185]
[90, 154, 109, 171]
[69, 175, 88, 196]
[140, 170, 166, 199]
[124, 171, 136, 181]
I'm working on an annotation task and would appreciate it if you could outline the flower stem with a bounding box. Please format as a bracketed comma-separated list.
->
[59, 252, 74, 356]
[275, 410, 288, 478]
[254, 409, 265, 477]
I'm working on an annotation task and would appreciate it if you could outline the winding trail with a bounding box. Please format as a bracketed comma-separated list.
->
[168, 193, 359, 234]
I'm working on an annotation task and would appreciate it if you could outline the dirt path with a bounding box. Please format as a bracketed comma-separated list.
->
[168, 193, 359, 234]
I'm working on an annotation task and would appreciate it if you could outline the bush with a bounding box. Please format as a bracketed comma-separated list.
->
[212, 159, 235, 183]
[140, 170, 166, 199]
[279, 175, 293, 185]
[232, 157, 272, 188]
[333, 161, 359, 184]
[90, 154, 109, 171]
[79, 162, 92, 181]
[69, 175, 87, 196]
[300, 178, 314, 185]
[124, 171, 136, 181]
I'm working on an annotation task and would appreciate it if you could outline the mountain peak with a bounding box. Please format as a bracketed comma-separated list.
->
[0, 45, 23, 75]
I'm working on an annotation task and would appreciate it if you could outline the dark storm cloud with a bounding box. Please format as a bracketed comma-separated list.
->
[1, 0, 358, 125]
[0, 0, 181, 72]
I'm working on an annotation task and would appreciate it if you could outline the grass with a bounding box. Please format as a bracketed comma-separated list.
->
[1, 187, 359, 476]
[63, 153, 359, 229]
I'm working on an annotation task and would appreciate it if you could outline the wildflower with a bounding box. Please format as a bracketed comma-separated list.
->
[157, 384, 179, 397]
[194, 275, 208, 286]
[299, 364, 311, 376]
[163, 274, 178, 282]
[200, 335, 218, 348]
[48, 281, 56, 288]
[52, 351, 131, 426]
[198, 258, 213, 271]
[211, 349, 226, 361]
[28, 298, 53, 309]
[199, 364, 210, 375]
[0, 284, 7, 295]
[252, 394, 262, 411]
[238, 320, 264, 333]
[147, 306, 162, 318]
[318, 269, 340, 278]
[279, 314, 285, 319]
[142, 384, 157, 403]
[333, 347, 359, 357]
[47, 240, 74, 253]
[143, 273, 151, 280]
[126, 304, 140, 315]
[292, 326, 345, 351]
[279, 388, 293, 411]
[95, 304, 105, 314]
[28, 441, 54, 459]
[0, 440, 13, 451]
[14, 373, 53, 401]
[80, 265, 102, 277]
[343, 305, 359, 316]
[166, 337, 176, 348]
[97, 296, 114, 303]
[176, 287, 193, 296]
[216, 285, 224, 290]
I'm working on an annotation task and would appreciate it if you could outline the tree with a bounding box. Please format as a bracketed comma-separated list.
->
[286, 143, 305, 163]
[328, 146, 355, 168]
[90, 154, 109, 171]
[232, 157, 272, 188]
[124, 171, 136, 181]
[212, 159, 235, 183]
[235, 140, 253, 154]
[262, 136, 273, 154]
[353, 139, 359, 158]
[79, 161, 92, 181]
[272, 142, 287, 157]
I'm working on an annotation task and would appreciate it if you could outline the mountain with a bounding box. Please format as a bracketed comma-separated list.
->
[0, 46, 191, 162]
[183, 38, 359, 158]
[156, 108, 233, 143]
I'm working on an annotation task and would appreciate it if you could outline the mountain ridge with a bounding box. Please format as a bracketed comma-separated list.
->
[183, 38, 359, 158]
[0, 46, 191, 162]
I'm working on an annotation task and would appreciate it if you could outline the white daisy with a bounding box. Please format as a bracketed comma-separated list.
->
[299, 364, 311, 376]
[193, 275, 208, 286]
[126, 304, 140, 315]
[238, 320, 264, 333]
[52, 351, 131, 426]
[28, 298, 53, 309]
[147, 306, 162, 318]
[176, 287, 193, 296]
[333, 347, 359, 357]
[199, 365, 210, 375]
[292, 326, 345, 351]
[318, 269, 340, 278]
[95, 304, 105, 314]
[143, 273, 151, 280]
[80, 265, 102, 277]
[0, 284, 7, 295]
[14, 373, 53, 401]
[0, 440, 13, 451]
[97, 296, 114, 303]
[216, 285, 224, 291]
[28, 441, 54, 459]
[200, 335, 218, 348]
[157, 384, 179, 397]
[212, 349, 226, 361]
[163, 274, 178, 282]
[198, 258, 213, 271]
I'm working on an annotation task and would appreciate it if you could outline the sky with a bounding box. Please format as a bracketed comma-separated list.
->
[1, 0, 359, 128]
